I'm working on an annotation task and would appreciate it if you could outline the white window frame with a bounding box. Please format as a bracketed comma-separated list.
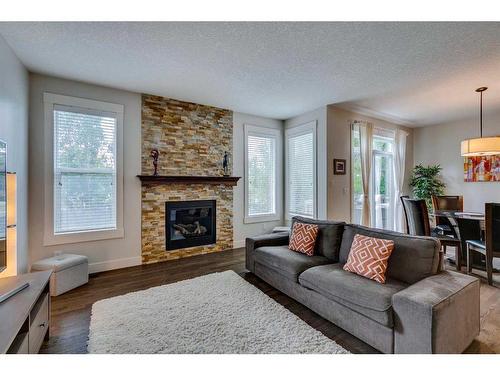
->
[43, 93, 124, 246]
[244, 124, 282, 224]
[285, 121, 317, 220]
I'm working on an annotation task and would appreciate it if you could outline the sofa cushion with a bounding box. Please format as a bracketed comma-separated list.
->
[292, 216, 345, 261]
[343, 234, 395, 284]
[299, 264, 408, 327]
[253, 246, 331, 282]
[339, 224, 440, 284]
[289, 222, 319, 256]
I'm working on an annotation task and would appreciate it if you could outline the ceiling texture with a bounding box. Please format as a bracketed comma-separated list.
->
[1, 22, 499, 126]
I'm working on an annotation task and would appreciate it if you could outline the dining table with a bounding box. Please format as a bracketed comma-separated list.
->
[431, 210, 486, 270]
[433, 210, 485, 224]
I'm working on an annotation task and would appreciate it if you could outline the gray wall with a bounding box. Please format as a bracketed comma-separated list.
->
[0, 35, 29, 276]
[233, 112, 284, 247]
[29, 74, 142, 273]
[413, 112, 500, 212]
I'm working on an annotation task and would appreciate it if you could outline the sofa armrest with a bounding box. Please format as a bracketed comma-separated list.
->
[245, 232, 289, 273]
[392, 271, 480, 353]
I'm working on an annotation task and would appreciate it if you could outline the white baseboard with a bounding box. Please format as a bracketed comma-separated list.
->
[89, 256, 142, 274]
[89, 242, 249, 274]
[233, 240, 246, 249]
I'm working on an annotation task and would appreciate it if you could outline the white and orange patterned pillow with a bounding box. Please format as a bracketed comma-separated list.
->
[288, 222, 319, 257]
[343, 234, 395, 283]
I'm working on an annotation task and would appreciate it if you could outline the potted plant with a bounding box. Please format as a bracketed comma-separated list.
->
[409, 164, 446, 212]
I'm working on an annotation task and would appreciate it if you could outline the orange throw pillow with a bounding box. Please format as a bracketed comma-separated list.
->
[288, 222, 319, 256]
[343, 234, 395, 284]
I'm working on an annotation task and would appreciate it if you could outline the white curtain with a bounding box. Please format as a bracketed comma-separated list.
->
[358, 121, 373, 227]
[393, 129, 408, 232]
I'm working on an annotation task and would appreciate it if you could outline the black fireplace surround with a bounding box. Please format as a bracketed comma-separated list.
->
[165, 200, 216, 250]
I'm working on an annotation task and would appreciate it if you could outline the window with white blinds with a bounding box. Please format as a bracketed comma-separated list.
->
[54, 106, 118, 234]
[244, 125, 281, 223]
[286, 122, 316, 219]
[43, 93, 124, 246]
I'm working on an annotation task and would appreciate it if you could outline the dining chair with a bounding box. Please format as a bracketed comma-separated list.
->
[401, 196, 462, 269]
[455, 217, 482, 271]
[431, 195, 463, 236]
[466, 203, 500, 285]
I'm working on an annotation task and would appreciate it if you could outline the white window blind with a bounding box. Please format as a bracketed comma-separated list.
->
[53, 105, 117, 234]
[287, 125, 316, 218]
[246, 134, 276, 217]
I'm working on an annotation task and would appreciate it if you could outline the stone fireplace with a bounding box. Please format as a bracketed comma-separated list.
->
[139, 94, 238, 264]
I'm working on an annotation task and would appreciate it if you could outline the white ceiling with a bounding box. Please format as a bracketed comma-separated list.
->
[1, 22, 500, 126]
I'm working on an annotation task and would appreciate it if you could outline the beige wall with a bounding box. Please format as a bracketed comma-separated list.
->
[413, 112, 500, 212]
[326, 106, 414, 222]
[29, 74, 142, 273]
[0, 35, 29, 276]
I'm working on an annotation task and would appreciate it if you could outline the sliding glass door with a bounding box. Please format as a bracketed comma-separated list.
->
[372, 145, 393, 229]
[351, 130, 363, 225]
[352, 126, 395, 230]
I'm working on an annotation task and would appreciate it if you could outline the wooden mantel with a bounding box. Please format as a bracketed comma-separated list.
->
[137, 175, 241, 186]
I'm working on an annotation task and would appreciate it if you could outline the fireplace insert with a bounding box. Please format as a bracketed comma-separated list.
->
[165, 200, 216, 250]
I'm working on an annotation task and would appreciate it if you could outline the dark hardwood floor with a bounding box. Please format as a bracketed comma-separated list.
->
[40, 248, 500, 354]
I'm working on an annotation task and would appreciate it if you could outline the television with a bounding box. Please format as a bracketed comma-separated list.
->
[0, 140, 6, 273]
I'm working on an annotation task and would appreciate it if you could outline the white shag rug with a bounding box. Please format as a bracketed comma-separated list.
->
[88, 270, 349, 354]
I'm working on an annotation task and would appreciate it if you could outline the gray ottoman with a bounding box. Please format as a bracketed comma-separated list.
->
[31, 254, 89, 296]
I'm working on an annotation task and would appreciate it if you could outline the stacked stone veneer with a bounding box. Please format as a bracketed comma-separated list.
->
[141, 94, 234, 264]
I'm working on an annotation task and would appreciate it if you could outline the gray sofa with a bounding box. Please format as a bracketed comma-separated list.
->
[245, 216, 480, 354]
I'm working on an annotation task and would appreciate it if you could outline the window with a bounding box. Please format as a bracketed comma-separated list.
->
[244, 125, 281, 223]
[351, 125, 395, 230]
[285, 121, 317, 219]
[44, 93, 124, 245]
[54, 107, 117, 233]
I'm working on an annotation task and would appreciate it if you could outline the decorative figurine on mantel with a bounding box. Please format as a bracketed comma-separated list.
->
[150, 149, 160, 176]
[222, 151, 230, 177]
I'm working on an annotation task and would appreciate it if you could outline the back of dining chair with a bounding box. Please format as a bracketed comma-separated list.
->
[431, 195, 464, 211]
[432, 195, 464, 227]
[400, 196, 431, 236]
[485, 203, 500, 256]
[456, 217, 482, 262]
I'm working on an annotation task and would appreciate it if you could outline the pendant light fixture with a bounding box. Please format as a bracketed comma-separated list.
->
[461, 87, 500, 156]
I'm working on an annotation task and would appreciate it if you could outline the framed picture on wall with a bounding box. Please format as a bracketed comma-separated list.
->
[464, 155, 500, 182]
[333, 159, 346, 175]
